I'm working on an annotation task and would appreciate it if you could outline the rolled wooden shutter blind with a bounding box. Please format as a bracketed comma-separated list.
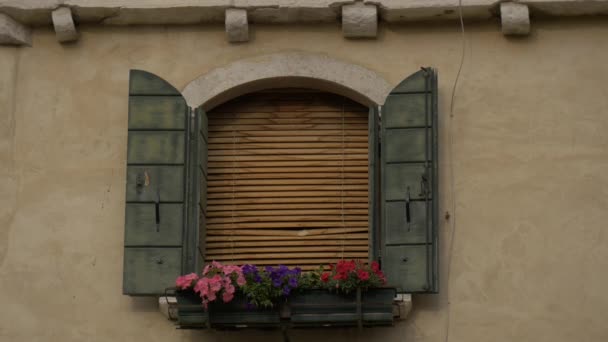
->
[203, 90, 369, 270]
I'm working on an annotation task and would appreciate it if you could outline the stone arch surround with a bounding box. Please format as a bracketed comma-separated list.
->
[182, 52, 393, 110]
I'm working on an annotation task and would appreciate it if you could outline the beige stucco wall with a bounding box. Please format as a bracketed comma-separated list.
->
[1, 18, 608, 342]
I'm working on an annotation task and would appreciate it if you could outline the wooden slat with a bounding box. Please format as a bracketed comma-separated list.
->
[208, 154, 368, 162]
[206, 197, 368, 205]
[208, 111, 367, 119]
[208, 184, 368, 193]
[208, 135, 367, 144]
[211, 260, 349, 268]
[208, 172, 368, 180]
[208, 124, 368, 131]
[209, 142, 368, 149]
[207, 209, 368, 217]
[209, 117, 367, 125]
[206, 227, 368, 236]
[208, 161, 368, 169]
[206, 246, 368, 254]
[207, 178, 368, 187]
[206, 233, 369, 241]
[208, 167, 368, 174]
[207, 190, 368, 199]
[207, 221, 368, 229]
[207, 202, 369, 211]
[208, 148, 368, 156]
[206, 239, 369, 247]
[207, 215, 367, 224]
[209, 129, 367, 137]
[207, 252, 368, 260]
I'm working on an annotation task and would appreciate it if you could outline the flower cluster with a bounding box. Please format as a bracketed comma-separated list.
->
[240, 264, 301, 308]
[175, 261, 245, 308]
[319, 260, 386, 294]
[175, 260, 387, 308]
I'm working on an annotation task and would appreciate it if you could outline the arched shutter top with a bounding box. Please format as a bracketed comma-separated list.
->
[389, 69, 431, 94]
[129, 70, 181, 96]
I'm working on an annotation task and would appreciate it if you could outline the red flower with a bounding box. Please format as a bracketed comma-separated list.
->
[321, 272, 330, 283]
[357, 270, 370, 281]
[333, 272, 347, 281]
[371, 261, 380, 273]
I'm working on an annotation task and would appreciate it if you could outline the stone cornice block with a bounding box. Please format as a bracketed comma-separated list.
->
[501, 2, 530, 35]
[52, 6, 78, 43]
[342, 2, 377, 38]
[0, 13, 31, 46]
[225, 8, 249, 43]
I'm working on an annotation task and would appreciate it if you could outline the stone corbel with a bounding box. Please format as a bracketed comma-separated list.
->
[0, 13, 31, 46]
[225, 8, 249, 43]
[52, 7, 79, 43]
[501, 2, 530, 36]
[342, 2, 378, 39]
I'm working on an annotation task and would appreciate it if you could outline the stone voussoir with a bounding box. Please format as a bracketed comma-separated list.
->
[0, 12, 31, 45]
[342, 2, 378, 38]
[501, 2, 530, 35]
[225, 8, 249, 43]
[52, 6, 78, 43]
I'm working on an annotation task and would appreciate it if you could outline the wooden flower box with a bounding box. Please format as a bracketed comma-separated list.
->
[288, 288, 396, 328]
[174, 290, 281, 329]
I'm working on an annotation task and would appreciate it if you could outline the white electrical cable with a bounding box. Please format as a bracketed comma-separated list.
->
[444, 0, 465, 341]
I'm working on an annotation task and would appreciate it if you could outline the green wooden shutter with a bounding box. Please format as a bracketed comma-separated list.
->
[380, 68, 438, 293]
[123, 70, 189, 295]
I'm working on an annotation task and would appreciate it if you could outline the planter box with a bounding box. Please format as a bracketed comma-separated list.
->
[208, 295, 282, 329]
[288, 288, 396, 327]
[175, 290, 209, 328]
[175, 290, 281, 329]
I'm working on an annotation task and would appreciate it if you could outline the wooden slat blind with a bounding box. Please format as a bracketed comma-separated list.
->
[203, 90, 369, 270]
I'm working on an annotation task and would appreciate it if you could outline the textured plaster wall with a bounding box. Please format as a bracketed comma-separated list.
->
[0, 19, 608, 342]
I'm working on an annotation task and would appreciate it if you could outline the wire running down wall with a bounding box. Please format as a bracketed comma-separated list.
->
[202, 89, 369, 270]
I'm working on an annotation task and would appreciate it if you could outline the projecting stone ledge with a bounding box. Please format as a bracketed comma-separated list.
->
[0, 13, 30, 45]
[52, 7, 78, 43]
[342, 2, 378, 38]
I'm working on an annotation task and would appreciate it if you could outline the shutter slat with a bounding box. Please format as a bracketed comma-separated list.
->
[381, 69, 439, 294]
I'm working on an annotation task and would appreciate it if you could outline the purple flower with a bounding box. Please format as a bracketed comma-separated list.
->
[288, 276, 298, 288]
[282, 286, 291, 296]
[242, 264, 258, 276]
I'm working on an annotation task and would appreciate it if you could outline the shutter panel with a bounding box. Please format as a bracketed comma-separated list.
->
[123, 70, 188, 296]
[380, 68, 438, 293]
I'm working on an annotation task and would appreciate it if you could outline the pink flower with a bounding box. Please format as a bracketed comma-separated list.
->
[236, 275, 246, 286]
[193, 278, 208, 295]
[203, 264, 211, 275]
[222, 292, 234, 303]
[175, 273, 199, 290]
[209, 275, 222, 292]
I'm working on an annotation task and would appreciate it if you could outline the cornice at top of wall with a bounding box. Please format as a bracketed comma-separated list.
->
[1, 0, 608, 26]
